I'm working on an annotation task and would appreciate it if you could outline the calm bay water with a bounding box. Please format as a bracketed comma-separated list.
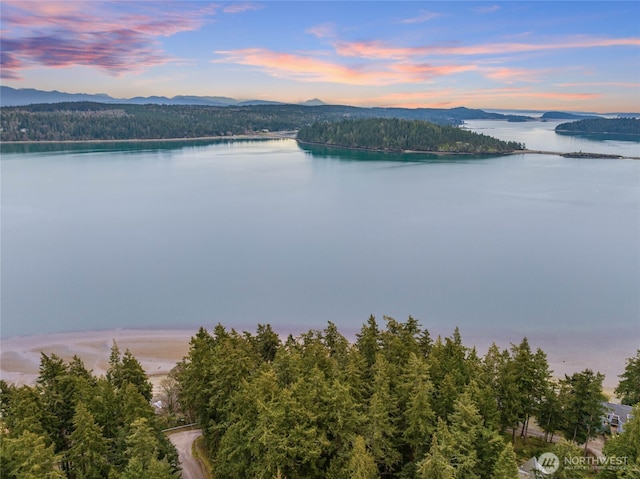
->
[2, 122, 639, 381]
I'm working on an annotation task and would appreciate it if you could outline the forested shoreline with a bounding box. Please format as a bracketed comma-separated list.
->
[0, 102, 527, 142]
[297, 118, 525, 154]
[2, 318, 639, 478]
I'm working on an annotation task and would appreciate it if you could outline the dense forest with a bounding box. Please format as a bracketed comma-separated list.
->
[175, 319, 638, 478]
[555, 118, 640, 136]
[0, 344, 179, 478]
[297, 118, 525, 154]
[0, 102, 529, 142]
[2, 319, 639, 478]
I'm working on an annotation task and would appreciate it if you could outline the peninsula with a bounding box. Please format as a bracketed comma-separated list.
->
[296, 118, 525, 154]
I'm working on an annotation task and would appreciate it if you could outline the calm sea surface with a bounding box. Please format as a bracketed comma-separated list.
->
[2, 120, 639, 380]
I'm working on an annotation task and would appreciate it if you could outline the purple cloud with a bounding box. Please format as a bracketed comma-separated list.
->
[0, 1, 219, 79]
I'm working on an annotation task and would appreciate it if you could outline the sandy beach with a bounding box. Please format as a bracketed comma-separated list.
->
[0, 329, 194, 394]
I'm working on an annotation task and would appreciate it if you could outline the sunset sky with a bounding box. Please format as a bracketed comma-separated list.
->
[2, 1, 639, 112]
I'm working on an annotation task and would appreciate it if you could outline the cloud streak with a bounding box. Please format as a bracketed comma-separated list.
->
[0, 1, 219, 79]
[222, 3, 264, 14]
[358, 88, 601, 109]
[333, 36, 640, 60]
[214, 31, 639, 88]
[398, 10, 440, 24]
[214, 48, 474, 85]
[214, 48, 392, 85]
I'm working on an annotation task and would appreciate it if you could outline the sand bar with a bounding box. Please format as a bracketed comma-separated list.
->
[0, 329, 194, 388]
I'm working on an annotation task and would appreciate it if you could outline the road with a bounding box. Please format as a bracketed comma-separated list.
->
[168, 429, 206, 479]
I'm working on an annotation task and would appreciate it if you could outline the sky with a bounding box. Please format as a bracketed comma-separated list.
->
[1, 1, 639, 112]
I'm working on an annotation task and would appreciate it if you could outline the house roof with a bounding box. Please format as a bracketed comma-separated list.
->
[603, 402, 633, 424]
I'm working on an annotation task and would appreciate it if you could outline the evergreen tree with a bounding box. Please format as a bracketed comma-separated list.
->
[401, 353, 436, 463]
[0, 428, 65, 479]
[121, 457, 175, 479]
[536, 382, 562, 443]
[559, 369, 606, 449]
[615, 350, 640, 406]
[356, 315, 382, 371]
[491, 442, 518, 479]
[445, 392, 482, 479]
[550, 440, 588, 479]
[347, 436, 379, 479]
[125, 418, 160, 467]
[252, 323, 281, 362]
[107, 342, 153, 402]
[364, 353, 401, 475]
[67, 402, 110, 478]
[416, 433, 457, 479]
[174, 326, 216, 423]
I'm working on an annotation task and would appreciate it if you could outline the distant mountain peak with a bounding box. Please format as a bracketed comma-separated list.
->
[301, 98, 326, 106]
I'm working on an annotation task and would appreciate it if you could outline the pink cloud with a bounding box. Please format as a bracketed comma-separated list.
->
[334, 41, 418, 60]
[336, 86, 604, 109]
[458, 87, 601, 102]
[0, 1, 219, 79]
[483, 67, 541, 84]
[390, 62, 477, 80]
[365, 88, 601, 109]
[365, 90, 456, 108]
[334, 36, 640, 60]
[306, 23, 337, 40]
[556, 81, 640, 88]
[214, 48, 474, 86]
[214, 48, 390, 85]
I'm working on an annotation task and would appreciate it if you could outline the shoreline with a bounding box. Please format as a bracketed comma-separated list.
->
[1, 327, 630, 396]
[2, 134, 637, 160]
[297, 139, 640, 160]
[0, 131, 298, 145]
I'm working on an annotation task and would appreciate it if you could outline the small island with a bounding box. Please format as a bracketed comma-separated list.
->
[297, 118, 525, 154]
[555, 117, 640, 136]
[541, 111, 601, 120]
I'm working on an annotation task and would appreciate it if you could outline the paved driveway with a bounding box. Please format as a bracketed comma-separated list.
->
[168, 429, 206, 479]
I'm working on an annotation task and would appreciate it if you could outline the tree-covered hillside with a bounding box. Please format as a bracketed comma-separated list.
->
[0, 102, 530, 142]
[297, 118, 525, 154]
[555, 117, 640, 136]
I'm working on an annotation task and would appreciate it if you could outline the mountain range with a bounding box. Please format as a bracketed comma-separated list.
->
[0, 86, 325, 107]
[3, 86, 638, 120]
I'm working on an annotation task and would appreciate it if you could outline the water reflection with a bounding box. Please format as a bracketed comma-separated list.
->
[0, 137, 287, 155]
[297, 142, 499, 163]
[555, 131, 640, 143]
